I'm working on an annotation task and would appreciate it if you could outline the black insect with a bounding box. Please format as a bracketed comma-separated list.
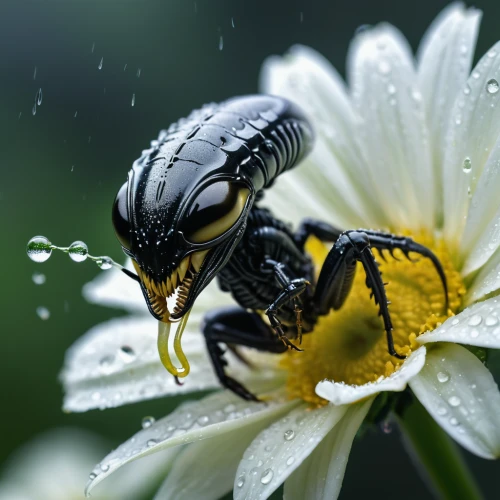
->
[112, 95, 448, 401]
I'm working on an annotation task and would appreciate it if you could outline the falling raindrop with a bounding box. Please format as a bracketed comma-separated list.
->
[300, 12, 303, 23]
[136, 68, 141, 78]
[219, 35, 224, 51]
[141, 416, 156, 429]
[32, 272, 46, 285]
[36, 88, 42, 105]
[486, 79, 499, 94]
[462, 157, 472, 173]
[27, 236, 52, 262]
[68, 241, 89, 262]
[74, 111, 78, 118]
[32, 103, 37, 116]
[33, 66, 37, 80]
[124, 63, 128, 71]
[98, 57, 103, 70]
[36, 306, 50, 320]
[260, 468, 274, 485]
[231, 17, 235, 28]
[131, 93, 135, 107]
[91, 42, 95, 53]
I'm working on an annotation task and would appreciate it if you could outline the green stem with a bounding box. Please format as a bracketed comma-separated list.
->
[397, 398, 483, 500]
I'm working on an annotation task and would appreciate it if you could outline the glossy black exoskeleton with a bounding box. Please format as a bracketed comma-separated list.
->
[112, 95, 448, 400]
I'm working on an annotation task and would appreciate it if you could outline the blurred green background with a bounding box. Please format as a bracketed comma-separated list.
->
[2, 0, 500, 498]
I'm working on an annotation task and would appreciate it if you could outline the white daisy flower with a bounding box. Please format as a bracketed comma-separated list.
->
[0, 428, 170, 500]
[61, 3, 500, 499]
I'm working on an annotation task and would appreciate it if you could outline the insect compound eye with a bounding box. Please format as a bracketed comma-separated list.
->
[183, 181, 250, 244]
[112, 181, 132, 250]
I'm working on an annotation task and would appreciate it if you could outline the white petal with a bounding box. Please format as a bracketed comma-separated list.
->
[316, 347, 426, 405]
[83, 260, 146, 314]
[409, 343, 500, 459]
[154, 405, 287, 500]
[442, 41, 500, 248]
[234, 403, 348, 500]
[466, 249, 500, 303]
[61, 316, 219, 412]
[283, 399, 372, 500]
[347, 24, 434, 231]
[86, 391, 298, 495]
[418, 296, 500, 348]
[261, 45, 386, 228]
[417, 4, 481, 209]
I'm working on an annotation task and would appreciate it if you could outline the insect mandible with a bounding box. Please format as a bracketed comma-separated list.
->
[111, 95, 449, 401]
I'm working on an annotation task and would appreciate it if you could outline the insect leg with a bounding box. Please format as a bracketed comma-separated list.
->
[262, 259, 310, 350]
[202, 307, 287, 401]
[295, 218, 343, 249]
[361, 230, 449, 312]
[314, 231, 405, 359]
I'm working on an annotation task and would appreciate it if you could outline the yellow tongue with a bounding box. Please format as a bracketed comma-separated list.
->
[157, 309, 192, 377]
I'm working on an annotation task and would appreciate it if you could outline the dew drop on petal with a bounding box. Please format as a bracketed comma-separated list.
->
[197, 415, 210, 426]
[462, 157, 472, 173]
[437, 371, 450, 383]
[378, 61, 391, 75]
[260, 468, 274, 485]
[486, 79, 499, 94]
[32, 272, 46, 285]
[448, 396, 461, 407]
[68, 240, 88, 262]
[436, 406, 448, 416]
[119, 345, 136, 362]
[36, 306, 50, 320]
[286, 456, 295, 466]
[485, 315, 498, 326]
[27, 236, 52, 262]
[100, 463, 110, 472]
[147, 439, 158, 447]
[97, 257, 113, 270]
[284, 430, 295, 441]
[236, 475, 245, 488]
[141, 416, 156, 429]
[450, 417, 459, 426]
[89, 472, 97, 480]
[468, 314, 482, 326]
[99, 355, 114, 374]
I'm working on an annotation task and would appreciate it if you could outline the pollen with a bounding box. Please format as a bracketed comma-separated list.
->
[280, 234, 466, 407]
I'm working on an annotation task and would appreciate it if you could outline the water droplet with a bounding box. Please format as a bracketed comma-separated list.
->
[284, 430, 295, 441]
[68, 240, 88, 262]
[100, 463, 110, 472]
[98, 57, 103, 70]
[89, 472, 97, 480]
[378, 61, 391, 75]
[224, 404, 236, 413]
[486, 79, 499, 94]
[437, 371, 450, 383]
[437, 406, 448, 416]
[470, 329, 479, 338]
[387, 83, 396, 95]
[236, 475, 245, 488]
[131, 93, 135, 107]
[468, 314, 482, 326]
[472, 71, 480, 79]
[36, 88, 42, 105]
[99, 355, 114, 373]
[119, 345, 136, 362]
[219, 35, 223, 51]
[141, 416, 156, 429]
[450, 417, 459, 426]
[97, 257, 113, 270]
[462, 157, 472, 172]
[286, 456, 295, 466]
[32, 272, 46, 285]
[451, 318, 460, 325]
[486, 315, 498, 326]
[33, 66, 37, 80]
[260, 468, 274, 485]
[36, 306, 50, 320]
[197, 415, 209, 426]
[147, 439, 158, 447]
[463, 84, 471, 95]
[231, 17, 235, 28]
[27, 236, 52, 262]
[382, 421, 392, 434]
[136, 68, 141, 78]
[448, 396, 461, 407]
[257, 460, 263, 467]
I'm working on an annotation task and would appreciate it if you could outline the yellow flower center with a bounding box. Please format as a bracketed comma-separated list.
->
[280, 234, 466, 406]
